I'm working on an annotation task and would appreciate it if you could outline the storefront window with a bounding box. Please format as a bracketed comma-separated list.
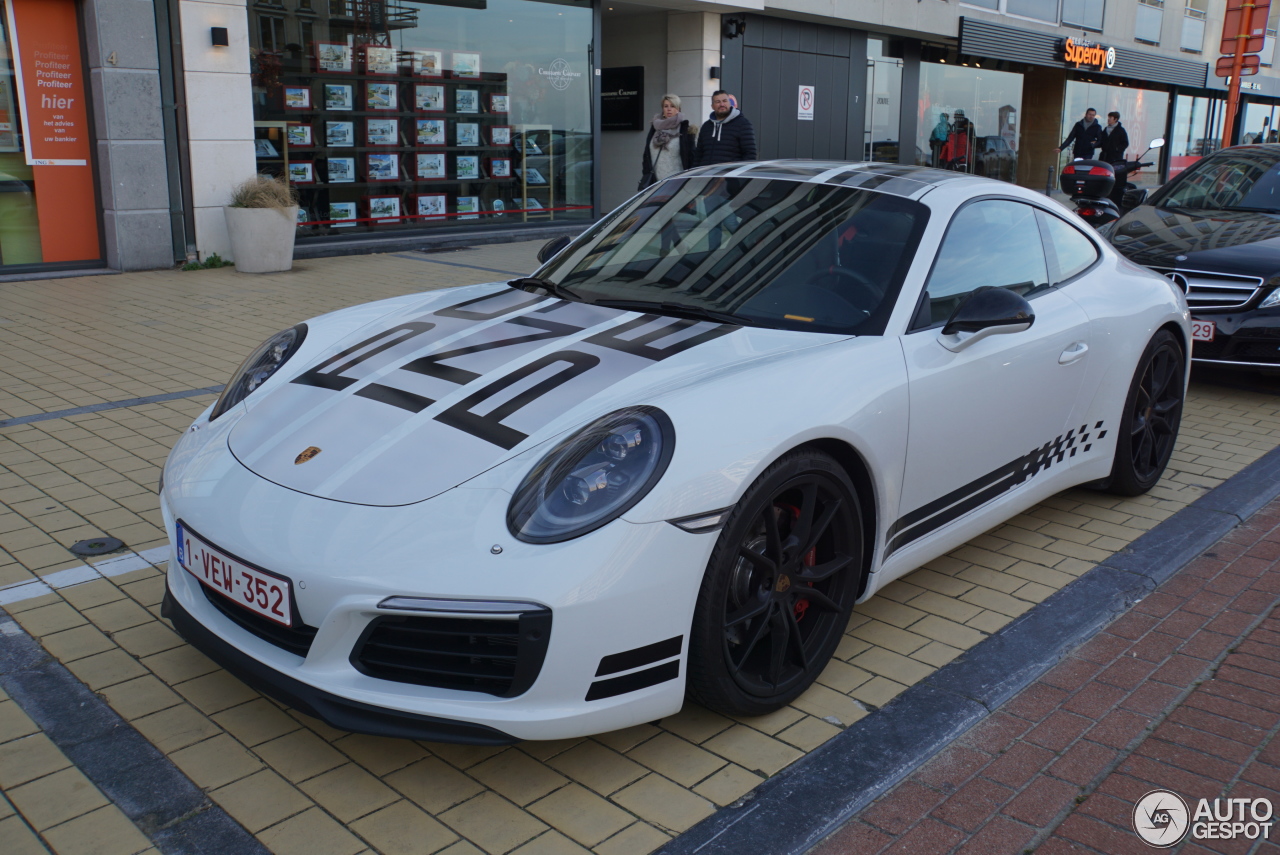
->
[1061, 80, 1169, 190]
[1241, 101, 1280, 145]
[249, 0, 594, 238]
[0, 0, 99, 268]
[865, 39, 902, 163]
[1170, 93, 1222, 178]
[916, 63, 1022, 183]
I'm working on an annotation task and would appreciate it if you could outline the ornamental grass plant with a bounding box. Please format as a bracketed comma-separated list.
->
[229, 174, 297, 209]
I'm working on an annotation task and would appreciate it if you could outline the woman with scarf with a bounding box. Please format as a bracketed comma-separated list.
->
[639, 94, 694, 190]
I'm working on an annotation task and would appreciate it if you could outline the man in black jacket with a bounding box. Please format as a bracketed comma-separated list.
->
[694, 90, 757, 166]
[1056, 107, 1103, 160]
[1099, 111, 1130, 163]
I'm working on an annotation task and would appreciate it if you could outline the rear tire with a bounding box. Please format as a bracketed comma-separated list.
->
[686, 450, 864, 717]
[1106, 330, 1184, 496]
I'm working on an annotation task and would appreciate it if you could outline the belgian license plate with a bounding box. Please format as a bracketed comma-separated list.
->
[1191, 320, 1216, 342]
[176, 521, 293, 627]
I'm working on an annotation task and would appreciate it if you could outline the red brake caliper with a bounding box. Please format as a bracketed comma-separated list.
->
[778, 504, 816, 621]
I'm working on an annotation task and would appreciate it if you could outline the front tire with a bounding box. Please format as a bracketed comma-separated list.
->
[686, 450, 864, 717]
[1106, 329, 1185, 496]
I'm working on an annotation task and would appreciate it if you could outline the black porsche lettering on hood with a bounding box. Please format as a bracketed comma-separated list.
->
[436, 351, 601, 450]
[292, 322, 437, 392]
[885, 422, 1107, 557]
[584, 314, 744, 361]
[386, 311, 587, 397]
[287, 288, 739, 450]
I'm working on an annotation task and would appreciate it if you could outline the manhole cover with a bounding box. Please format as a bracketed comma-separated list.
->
[70, 537, 124, 556]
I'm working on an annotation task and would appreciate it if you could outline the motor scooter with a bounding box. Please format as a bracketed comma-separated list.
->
[1060, 138, 1164, 228]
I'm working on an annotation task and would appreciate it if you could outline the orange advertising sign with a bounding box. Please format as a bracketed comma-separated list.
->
[1061, 37, 1116, 72]
[5, 0, 99, 262]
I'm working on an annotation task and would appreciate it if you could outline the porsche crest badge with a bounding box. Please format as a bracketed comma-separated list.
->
[295, 446, 322, 465]
[775, 575, 791, 593]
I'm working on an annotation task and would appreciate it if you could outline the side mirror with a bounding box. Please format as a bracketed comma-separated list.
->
[537, 235, 571, 264]
[1122, 187, 1149, 208]
[1148, 138, 1165, 149]
[940, 287, 1035, 352]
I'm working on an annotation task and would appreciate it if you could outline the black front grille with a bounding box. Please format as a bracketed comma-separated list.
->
[1229, 340, 1280, 363]
[201, 583, 318, 657]
[352, 610, 552, 698]
[1192, 338, 1228, 360]
[1193, 334, 1280, 364]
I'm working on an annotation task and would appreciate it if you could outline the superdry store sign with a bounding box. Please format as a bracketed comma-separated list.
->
[3, 0, 99, 262]
[1061, 37, 1117, 71]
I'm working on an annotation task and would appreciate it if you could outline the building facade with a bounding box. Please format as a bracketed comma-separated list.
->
[7, 0, 1280, 276]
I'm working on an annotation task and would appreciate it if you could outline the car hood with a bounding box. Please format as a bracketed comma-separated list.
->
[1110, 205, 1280, 278]
[228, 283, 839, 506]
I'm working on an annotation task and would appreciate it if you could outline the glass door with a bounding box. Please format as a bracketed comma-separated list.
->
[864, 39, 902, 162]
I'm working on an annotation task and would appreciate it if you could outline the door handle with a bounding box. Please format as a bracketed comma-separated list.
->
[1059, 341, 1089, 364]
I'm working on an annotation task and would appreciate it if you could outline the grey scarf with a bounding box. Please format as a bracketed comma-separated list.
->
[651, 112, 684, 148]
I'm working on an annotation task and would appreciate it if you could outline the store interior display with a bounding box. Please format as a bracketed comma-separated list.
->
[248, 0, 595, 238]
[255, 39, 558, 234]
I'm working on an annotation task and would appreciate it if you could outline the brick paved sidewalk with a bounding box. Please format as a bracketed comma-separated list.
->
[813, 497, 1280, 855]
[5, 249, 1280, 855]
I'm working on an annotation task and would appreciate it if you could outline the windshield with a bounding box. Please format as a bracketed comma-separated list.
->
[1156, 150, 1280, 212]
[536, 176, 929, 335]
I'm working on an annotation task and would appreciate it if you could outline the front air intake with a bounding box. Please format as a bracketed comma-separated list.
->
[351, 609, 552, 697]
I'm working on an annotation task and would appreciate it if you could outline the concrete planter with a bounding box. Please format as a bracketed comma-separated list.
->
[224, 205, 299, 273]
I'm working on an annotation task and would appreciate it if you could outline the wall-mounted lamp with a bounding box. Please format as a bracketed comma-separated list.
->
[709, 66, 721, 79]
[211, 27, 229, 47]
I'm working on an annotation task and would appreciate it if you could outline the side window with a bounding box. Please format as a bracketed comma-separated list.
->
[1037, 210, 1099, 285]
[914, 200, 1048, 329]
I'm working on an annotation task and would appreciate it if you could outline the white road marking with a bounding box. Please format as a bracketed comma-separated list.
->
[0, 545, 169, 606]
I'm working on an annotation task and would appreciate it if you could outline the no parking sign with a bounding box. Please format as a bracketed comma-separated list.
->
[797, 85, 815, 120]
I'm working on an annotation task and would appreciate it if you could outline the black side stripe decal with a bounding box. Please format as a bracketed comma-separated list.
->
[595, 636, 683, 677]
[885, 422, 1106, 558]
[586, 661, 680, 702]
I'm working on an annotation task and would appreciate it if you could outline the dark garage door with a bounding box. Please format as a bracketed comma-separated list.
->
[723, 15, 866, 162]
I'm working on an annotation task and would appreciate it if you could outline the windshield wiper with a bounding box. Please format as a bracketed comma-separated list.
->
[591, 299, 752, 327]
[1220, 205, 1280, 213]
[507, 276, 580, 301]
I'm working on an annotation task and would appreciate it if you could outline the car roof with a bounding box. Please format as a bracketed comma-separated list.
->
[1200, 143, 1280, 163]
[681, 159, 991, 200]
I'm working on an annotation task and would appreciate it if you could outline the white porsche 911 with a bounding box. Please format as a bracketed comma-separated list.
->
[160, 161, 1189, 743]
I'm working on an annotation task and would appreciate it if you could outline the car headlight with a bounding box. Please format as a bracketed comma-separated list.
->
[1260, 288, 1280, 309]
[507, 407, 674, 543]
[209, 324, 307, 421]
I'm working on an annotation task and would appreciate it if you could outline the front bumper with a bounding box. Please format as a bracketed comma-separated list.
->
[160, 447, 718, 741]
[162, 585, 517, 744]
[1191, 309, 1280, 368]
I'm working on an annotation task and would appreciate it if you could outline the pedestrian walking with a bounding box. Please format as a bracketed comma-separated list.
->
[1099, 111, 1129, 163]
[1056, 107, 1103, 160]
[694, 90, 757, 167]
[639, 94, 695, 191]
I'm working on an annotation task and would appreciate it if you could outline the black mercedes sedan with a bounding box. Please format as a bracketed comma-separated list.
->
[1108, 144, 1280, 370]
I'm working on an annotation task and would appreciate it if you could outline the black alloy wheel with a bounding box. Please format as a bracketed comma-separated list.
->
[687, 450, 864, 716]
[1107, 329, 1185, 496]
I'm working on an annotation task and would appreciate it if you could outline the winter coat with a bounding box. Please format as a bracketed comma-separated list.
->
[941, 123, 973, 166]
[1060, 118, 1103, 159]
[1099, 122, 1130, 163]
[641, 120, 695, 181]
[694, 109, 757, 167]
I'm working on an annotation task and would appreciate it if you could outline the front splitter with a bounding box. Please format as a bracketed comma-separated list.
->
[162, 584, 518, 745]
